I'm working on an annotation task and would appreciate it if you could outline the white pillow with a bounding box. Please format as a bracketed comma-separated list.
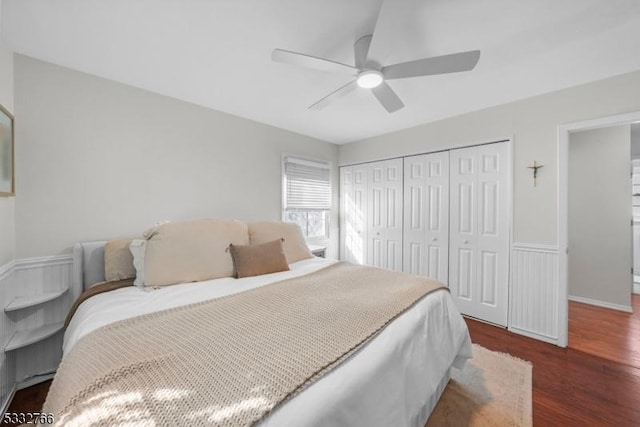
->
[129, 239, 147, 287]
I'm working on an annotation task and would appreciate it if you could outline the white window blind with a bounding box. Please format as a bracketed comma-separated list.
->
[284, 157, 331, 211]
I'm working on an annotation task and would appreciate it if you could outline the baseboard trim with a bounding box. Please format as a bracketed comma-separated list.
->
[568, 295, 633, 313]
[508, 326, 559, 345]
[0, 384, 16, 415]
[17, 372, 56, 391]
[462, 315, 506, 329]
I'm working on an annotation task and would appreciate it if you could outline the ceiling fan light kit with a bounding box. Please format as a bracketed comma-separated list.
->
[272, 1, 481, 113]
[356, 70, 384, 88]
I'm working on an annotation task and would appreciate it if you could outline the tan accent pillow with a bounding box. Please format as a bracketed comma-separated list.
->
[248, 221, 313, 264]
[143, 219, 249, 286]
[104, 238, 136, 282]
[229, 239, 290, 278]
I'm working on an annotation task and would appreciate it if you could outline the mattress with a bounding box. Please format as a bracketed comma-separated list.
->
[64, 257, 472, 426]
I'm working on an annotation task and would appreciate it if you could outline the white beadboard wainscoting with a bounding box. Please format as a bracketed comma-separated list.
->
[0, 260, 17, 413]
[0, 255, 73, 411]
[509, 243, 560, 344]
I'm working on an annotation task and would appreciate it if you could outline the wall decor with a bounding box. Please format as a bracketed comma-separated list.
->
[527, 160, 543, 187]
[0, 103, 14, 196]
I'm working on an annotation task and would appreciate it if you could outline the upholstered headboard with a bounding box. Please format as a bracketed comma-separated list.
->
[72, 241, 107, 292]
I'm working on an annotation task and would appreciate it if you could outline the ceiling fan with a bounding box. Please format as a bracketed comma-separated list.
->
[271, 5, 480, 113]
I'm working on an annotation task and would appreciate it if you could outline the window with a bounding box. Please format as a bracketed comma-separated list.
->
[283, 156, 331, 239]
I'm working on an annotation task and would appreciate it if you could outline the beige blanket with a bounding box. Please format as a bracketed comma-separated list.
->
[64, 279, 134, 328]
[44, 262, 446, 426]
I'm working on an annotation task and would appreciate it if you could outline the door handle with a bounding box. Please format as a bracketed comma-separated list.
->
[376, 232, 381, 236]
[432, 237, 438, 242]
[463, 240, 469, 244]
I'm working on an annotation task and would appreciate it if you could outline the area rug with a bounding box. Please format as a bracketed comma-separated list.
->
[426, 344, 532, 427]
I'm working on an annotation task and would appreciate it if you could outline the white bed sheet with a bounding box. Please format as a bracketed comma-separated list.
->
[64, 258, 473, 427]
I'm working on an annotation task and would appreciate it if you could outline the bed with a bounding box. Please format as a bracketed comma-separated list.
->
[47, 233, 472, 426]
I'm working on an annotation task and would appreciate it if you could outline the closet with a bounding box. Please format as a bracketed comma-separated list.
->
[339, 141, 510, 326]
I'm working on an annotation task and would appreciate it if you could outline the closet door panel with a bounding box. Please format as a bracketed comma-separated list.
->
[450, 147, 478, 311]
[449, 142, 509, 326]
[403, 152, 449, 281]
[384, 159, 403, 271]
[368, 161, 386, 268]
[368, 159, 403, 271]
[340, 167, 354, 263]
[340, 164, 368, 264]
[424, 152, 450, 283]
[456, 247, 474, 299]
[407, 243, 423, 275]
[351, 167, 368, 264]
[403, 156, 426, 275]
[474, 143, 509, 325]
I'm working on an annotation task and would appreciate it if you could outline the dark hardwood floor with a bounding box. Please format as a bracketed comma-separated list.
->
[569, 294, 640, 367]
[468, 317, 640, 426]
[2, 380, 51, 425]
[4, 314, 640, 426]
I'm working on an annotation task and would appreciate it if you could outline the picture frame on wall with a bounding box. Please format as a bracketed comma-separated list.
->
[0, 103, 14, 197]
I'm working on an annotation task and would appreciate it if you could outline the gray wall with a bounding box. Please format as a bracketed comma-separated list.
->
[0, 0, 14, 411]
[568, 125, 631, 309]
[0, 28, 13, 266]
[632, 124, 640, 158]
[339, 70, 640, 245]
[14, 55, 339, 258]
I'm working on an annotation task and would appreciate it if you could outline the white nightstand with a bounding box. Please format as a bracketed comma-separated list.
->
[4, 288, 68, 352]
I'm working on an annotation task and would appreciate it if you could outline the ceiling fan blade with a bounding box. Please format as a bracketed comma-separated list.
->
[354, 35, 372, 69]
[272, 49, 358, 75]
[309, 80, 358, 110]
[382, 50, 481, 80]
[366, 0, 421, 67]
[372, 82, 404, 113]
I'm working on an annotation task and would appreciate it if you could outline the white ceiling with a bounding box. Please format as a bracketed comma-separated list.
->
[2, 0, 640, 144]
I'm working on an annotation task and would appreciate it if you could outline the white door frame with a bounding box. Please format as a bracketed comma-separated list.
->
[557, 111, 640, 347]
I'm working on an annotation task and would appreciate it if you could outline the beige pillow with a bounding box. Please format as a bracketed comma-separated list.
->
[229, 239, 290, 278]
[248, 221, 313, 264]
[143, 219, 249, 286]
[104, 238, 136, 282]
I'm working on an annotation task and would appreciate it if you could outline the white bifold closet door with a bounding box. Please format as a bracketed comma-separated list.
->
[367, 159, 403, 271]
[340, 165, 368, 265]
[403, 152, 450, 283]
[449, 142, 510, 326]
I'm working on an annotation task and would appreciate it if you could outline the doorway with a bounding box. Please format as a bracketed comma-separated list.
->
[565, 123, 640, 363]
[632, 124, 640, 294]
[568, 125, 632, 312]
[558, 112, 640, 347]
